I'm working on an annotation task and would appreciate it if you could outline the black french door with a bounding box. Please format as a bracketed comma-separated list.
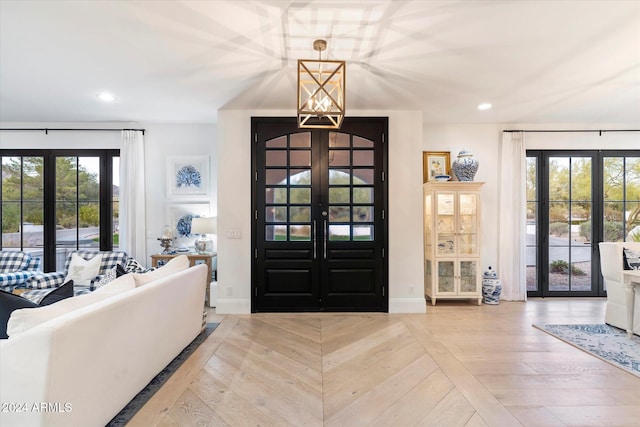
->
[526, 150, 640, 297]
[251, 117, 388, 312]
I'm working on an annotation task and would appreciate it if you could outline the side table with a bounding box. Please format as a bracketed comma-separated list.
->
[621, 270, 640, 338]
[150, 253, 216, 305]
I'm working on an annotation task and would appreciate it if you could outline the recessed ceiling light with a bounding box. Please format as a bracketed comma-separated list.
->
[477, 103, 492, 110]
[97, 92, 115, 102]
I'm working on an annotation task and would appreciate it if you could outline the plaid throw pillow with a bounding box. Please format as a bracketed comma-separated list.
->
[0, 272, 34, 290]
[24, 255, 41, 271]
[623, 248, 640, 270]
[0, 251, 30, 273]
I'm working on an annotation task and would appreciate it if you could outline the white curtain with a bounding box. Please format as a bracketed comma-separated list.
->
[120, 130, 147, 263]
[498, 131, 527, 301]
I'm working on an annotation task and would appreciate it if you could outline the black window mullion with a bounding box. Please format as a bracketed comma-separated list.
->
[568, 158, 573, 291]
[19, 157, 24, 251]
[100, 154, 113, 250]
[539, 153, 549, 297]
[623, 157, 628, 239]
[592, 151, 604, 295]
[75, 156, 80, 250]
[286, 134, 290, 242]
[43, 152, 57, 271]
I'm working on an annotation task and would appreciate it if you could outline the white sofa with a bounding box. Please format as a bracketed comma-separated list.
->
[599, 241, 640, 336]
[0, 259, 207, 427]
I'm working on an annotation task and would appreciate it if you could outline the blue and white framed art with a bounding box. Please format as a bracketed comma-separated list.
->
[167, 203, 211, 243]
[167, 156, 210, 198]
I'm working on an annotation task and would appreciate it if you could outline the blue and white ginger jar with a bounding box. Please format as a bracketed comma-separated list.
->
[451, 149, 479, 182]
[482, 266, 502, 305]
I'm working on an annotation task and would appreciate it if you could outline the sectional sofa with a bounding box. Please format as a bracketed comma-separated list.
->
[0, 251, 41, 292]
[0, 256, 207, 427]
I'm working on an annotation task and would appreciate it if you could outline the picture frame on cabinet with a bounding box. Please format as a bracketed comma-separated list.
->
[167, 156, 210, 198]
[423, 151, 450, 182]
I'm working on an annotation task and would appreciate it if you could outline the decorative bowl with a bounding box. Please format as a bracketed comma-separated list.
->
[434, 174, 451, 182]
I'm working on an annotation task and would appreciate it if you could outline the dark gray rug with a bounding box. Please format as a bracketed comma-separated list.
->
[106, 323, 219, 426]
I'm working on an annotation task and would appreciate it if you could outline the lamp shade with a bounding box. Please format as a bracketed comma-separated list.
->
[191, 217, 217, 235]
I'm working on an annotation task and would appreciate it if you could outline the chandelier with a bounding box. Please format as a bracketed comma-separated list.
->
[297, 39, 345, 129]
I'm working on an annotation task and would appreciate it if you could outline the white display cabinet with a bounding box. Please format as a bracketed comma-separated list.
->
[423, 182, 484, 305]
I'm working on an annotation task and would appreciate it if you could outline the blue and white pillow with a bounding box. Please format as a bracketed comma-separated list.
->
[124, 258, 148, 273]
[623, 248, 640, 270]
[96, 266, 118, 288]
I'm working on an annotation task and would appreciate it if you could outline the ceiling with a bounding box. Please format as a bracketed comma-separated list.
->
[1, 0, 639, 124]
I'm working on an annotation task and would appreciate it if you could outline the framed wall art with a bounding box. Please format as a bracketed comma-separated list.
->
[167, 156, 210, 198]
[423, 151, 451, 182]
[166, 203, 211, 242]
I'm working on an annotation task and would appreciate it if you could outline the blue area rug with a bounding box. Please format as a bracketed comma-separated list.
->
[533, 323, 640, 377]
[106, 323, 219, 426]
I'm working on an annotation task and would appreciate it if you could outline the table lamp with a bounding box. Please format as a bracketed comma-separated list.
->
[191, 217, 216, 254]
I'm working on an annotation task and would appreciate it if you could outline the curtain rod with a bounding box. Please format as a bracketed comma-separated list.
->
[0, 128, 145, 135]
[503, 129, 639, 135]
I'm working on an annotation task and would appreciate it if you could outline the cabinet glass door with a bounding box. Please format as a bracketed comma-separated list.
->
[436, 260, 455, 293]
[459, 260, 478, 293]
[458, 193, 478, 256]
[436, 193, 455, 255]
[424, 194, 433, 254]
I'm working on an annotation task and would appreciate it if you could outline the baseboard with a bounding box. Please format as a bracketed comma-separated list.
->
[389, 297, 426, 313]
[215, 298, 251, 314]
[215, 297, 426, 314]
[208, 281, 217, 308]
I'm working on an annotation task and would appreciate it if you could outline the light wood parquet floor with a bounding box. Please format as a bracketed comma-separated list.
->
[128, 298, 640, 426]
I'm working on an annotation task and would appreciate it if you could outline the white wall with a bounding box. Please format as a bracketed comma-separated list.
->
[142, 123, 217, 261]
[216, 110, 425, 314]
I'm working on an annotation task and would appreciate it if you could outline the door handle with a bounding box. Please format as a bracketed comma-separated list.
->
[324, 220, 328, 259]
[313, 220, 317, 259]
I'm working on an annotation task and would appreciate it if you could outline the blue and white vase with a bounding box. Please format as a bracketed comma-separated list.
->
[451, 149, 479, 181]
[482, 266, 502, 305]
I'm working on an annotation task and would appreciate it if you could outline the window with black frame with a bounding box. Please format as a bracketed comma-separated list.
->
[1, 150, 119, 272]
[526, 150, 640, 297]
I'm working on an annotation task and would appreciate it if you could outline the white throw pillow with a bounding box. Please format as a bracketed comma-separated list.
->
[64, 253, 103, 286]
[132, 255, 190, 286]
[92, 273, 136, 294]
[7, 274, 135, 337]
